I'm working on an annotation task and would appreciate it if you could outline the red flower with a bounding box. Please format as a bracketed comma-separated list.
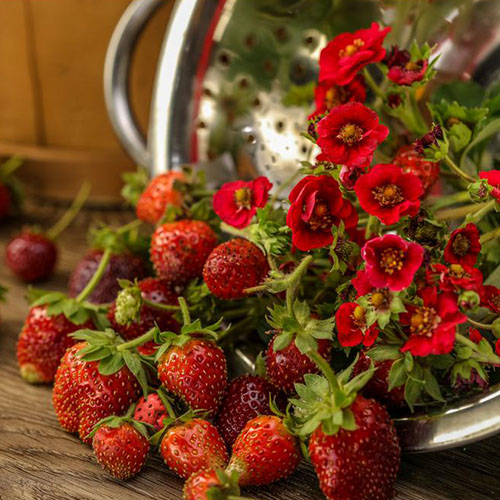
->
[444, 223, 481, 266]
[362, 234, 424, 291]
[469, 327, 482, 344]
[480, 285, 500, 314]
[319, 23, 391, 85]
[393, 145, 440, 195]
[351, 269, 374, 296]
[401, 287, 466, 356]
[213, 176, 272, 229]
[385, 46, 428, 86]
[316, 102, 389, 168]
[286, 175, 358, 251]
[496, 339, 500, 357]
[354, 164, 423, 225]
[479, 170, 500, 202]
[335, 302, 379, 347]
[313, 76, 366, 114]
[427, 263, 483, 293]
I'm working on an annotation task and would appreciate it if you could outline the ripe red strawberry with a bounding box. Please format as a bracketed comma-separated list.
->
[150, 220, 217, 286]
[52, 342, 141, 443]
[216, 374, 280, 447]
[203, 238, 270, 300]
[353, 351, 405, 409]
[158, 338, 227, 414]
[0, 182, 11, 218]
[393, 145, 439, 195]
[133, 393, 170, 431]
[309, 394, 400, 500]
[69, 249, 147, 303]
[92, 421, 149, 479]
[108, 277, 180, 346]
[6, 232, 57, 282]
[160, 418, 228, 479]
[227, 415, 301, 486]
[136, 171, 186, 224]
[266, 335, 332, 394]
[16, 305, 93, 384]
[183, 469, 240, 500]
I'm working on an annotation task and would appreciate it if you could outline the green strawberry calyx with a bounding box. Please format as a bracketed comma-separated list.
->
[289, 351, 375, 437]
[149, 407, 208, 446]
[87, 413, 150, 442]
[205, 470, 247, 500]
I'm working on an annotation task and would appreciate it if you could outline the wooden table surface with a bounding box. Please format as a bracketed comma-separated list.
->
[0, 205, 499, 500]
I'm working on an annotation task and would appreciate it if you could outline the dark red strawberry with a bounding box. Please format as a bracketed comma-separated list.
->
[133, 393, 170, 431]
[183, 469, 240, 500]
[266, 335, 332, 394]
[216, 374, 280, 447]
[68, 249, 147, 303]
[6, 232, 57, 282]
[203, 239, 270, 300]
[17, 305, 93, 384]
[353, 351, 406, 410]
[108, 277, 180, 343]
[150, 220, 217, 286]
[309, 395, 400, 500]
[160, 418, 228, 479]
[227, 415, 301, 486]
[158, 338, 227, 414]
[92, 420, 149, 479]
[136, 171, 186, 224]
[52, 342, 141, 443]
[0, 182, 11, 218]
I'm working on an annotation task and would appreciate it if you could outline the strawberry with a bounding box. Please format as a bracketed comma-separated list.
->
[183, 469, 240, 500]
[91, 418, 150, 479]
[133, 392, 170, 431]
[227, 415, 301, 486]
[150, 220, 217, 286]
[155, 298, 227, 414]
[108, 278, 180, 354]
[216, 374, 280, 447]
[136, 171, 186, 224]
[291, 352, 400, 500]
[69, 249, 147, 303]
[203, 239, 270, 300]
[160, 418, 228, 479]
[16, 305, 93, 384]
[0, 182, 11, 218]
[52, 337, 142, 443]
[6, 232, 57, 282]
[353, 351, 405, 409]
[309, 395, 400, 500]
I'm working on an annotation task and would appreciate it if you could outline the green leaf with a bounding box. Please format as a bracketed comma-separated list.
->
[341, 409, 357, 431]
[461, 117, 500, 167]
[98, 354, 125, 376]
[423, 368, 444, 402]
[404, 352, 414, 373]
[388, 358, 407, 391]
[366, 344, 402, 362]
[432, 81, 485, 108]
[273, 331, 294, 351]
[448, 122, 472, 152]
[294, 334, 317, 354]
[404, 378, 424, 411]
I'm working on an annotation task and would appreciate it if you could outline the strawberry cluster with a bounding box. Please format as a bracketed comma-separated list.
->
[13, 19, 500, 500]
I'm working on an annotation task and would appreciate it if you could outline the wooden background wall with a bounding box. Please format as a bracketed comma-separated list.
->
[0, 0, 174, 203]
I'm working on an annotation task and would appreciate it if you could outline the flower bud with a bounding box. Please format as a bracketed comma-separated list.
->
[468, 179, 490, 202]
[492, 318, 500, 338]
[458, 290, 480, 312]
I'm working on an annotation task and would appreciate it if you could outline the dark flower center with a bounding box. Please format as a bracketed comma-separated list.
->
[405, 60, 421, 71]
[351, 305, 366, 328]
[380, 247, 404, 275]
[370, 288, 391, 310]
[306, 199, 333, 232]
[234, 187, 252, 209]
[372, 184, 404, 207]
[337, 123, 364, 145]
[325, 86, 349, 108]
[491, 295, 500, 309]
[449, 264, 466, 278]
[410, 306, 439, 337]
[339, 38, 364, 58]
[452, 233, 470, 257]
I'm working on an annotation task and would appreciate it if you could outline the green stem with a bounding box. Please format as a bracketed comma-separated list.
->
[444, 156, 475, 183]
[76, 248, 111, 302]
[143, 298, 181, 312]
[428, 190, 470, 211]
[364, 214, 380, 239]
[116, 219, 142, 234]
[467, 317, 493, 331]
[221, 307, 251, 320]
[228, 496, 258, 500]
[480, 226, 500, 245]
[178, 297, 191, 324]
[307, 350, 339, 391]
[363, 67, 384, 98]
[45, 182, 91, 240]
[465, 199, 496, 225]
[435, 202, 490, 221]
[219, 222, 249, 239]
[408, 91, 428, 135]
[157, 389, 176, 419]
[117, 328, 156, 351]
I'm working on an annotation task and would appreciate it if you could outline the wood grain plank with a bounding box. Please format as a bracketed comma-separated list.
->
[0, 207, 499, 500]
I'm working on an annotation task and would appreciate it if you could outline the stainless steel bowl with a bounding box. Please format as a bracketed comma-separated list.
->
[104, 0, 500, 451]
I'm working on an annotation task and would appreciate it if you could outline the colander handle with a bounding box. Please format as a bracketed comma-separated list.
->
[103, 0, 165, 169]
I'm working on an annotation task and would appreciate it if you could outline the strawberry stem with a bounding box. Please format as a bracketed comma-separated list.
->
[444, 155, 475, 183]
[456, 332, 500, 364]
[307, 350, 340, 391]
[76, 247, 112, 302]
[116, 328, 156, 351]
[178, 297, 191, 324]
[45, 182, 91, 240]
[466, 317, 493, 331]
[157, 388, 177, 419]
[116, 219, 142, 234]
[142, 298, 181, 312]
